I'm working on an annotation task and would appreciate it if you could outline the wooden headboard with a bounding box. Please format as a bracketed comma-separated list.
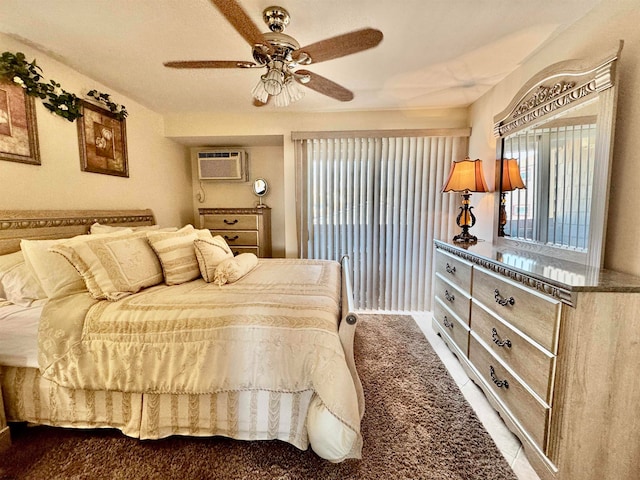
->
[0, 209, 156, 255]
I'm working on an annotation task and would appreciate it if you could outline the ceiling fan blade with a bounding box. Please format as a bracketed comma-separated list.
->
[297, 70, 354, 102]
[294, 28, 383, 64]
[209, 0, 271, 53]
[164, 60, 258, 69]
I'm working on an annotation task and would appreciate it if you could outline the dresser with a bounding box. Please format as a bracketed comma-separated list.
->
[432, 240, 640, 480]
[199, 208, 272, 258]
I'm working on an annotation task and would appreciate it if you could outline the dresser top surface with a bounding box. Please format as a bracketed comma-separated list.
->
[435, 239, 640, 293]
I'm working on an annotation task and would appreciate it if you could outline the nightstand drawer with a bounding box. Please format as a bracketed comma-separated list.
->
[472, 266, 561, 353]
[435, 249, 472, 294]
[469, 334, 550, 451]
[210, 230, 259, 246]
[202, 214, 259, 231]
[471, 300, 555, 403]
[434, 298, 469, 355]
[435, 274, 471, 325]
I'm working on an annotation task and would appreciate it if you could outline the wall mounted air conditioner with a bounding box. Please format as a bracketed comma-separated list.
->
[197, 149, 249, 181]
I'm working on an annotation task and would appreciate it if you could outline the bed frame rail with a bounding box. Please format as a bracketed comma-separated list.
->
[339, 255, 364, 419]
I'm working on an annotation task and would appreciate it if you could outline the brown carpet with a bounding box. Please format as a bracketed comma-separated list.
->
[0, 315, 517, 480]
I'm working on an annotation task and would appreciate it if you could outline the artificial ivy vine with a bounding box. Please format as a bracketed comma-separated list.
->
[0, 51, 127, 122]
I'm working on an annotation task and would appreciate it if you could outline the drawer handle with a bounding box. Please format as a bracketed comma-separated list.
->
[491, 328, 512, 348]
[494, 289, 515, 307]
[442, 316, 454, 329]
[223, 219, 238, 225]
[490, 366, 509, 389]
[445, 263, 456, 274]
[444, 289, 455, 302]
[224, 235, 239, 241]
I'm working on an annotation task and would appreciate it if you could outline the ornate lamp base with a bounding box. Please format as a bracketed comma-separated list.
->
[452, 191, 477, 243]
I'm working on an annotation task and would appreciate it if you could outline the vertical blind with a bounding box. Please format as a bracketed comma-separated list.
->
[294, 132, 467, 311]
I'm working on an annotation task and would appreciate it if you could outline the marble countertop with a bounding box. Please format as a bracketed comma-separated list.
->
[435, 239, 640, 293]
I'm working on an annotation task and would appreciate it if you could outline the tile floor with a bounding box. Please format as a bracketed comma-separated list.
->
[412, 313, 541, 480]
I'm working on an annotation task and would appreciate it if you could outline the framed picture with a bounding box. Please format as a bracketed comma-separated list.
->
[0, 80, 40, 165]
[77, 99, 128, 177]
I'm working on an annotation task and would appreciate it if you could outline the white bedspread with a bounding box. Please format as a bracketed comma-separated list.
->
[0, 301, 43, 368]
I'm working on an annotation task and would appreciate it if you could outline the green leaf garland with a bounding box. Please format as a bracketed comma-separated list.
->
[0, 51, 127, 122]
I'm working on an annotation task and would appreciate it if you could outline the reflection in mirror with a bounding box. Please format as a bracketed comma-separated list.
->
[253, 178, 268, 208]
[502, 98, 598, 251]
[494, 45, 621, 268]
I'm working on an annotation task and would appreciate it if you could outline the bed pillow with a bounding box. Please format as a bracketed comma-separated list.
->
[0, 251, 46, 305]
[21, 239, 89, 299]
[147, 225, 213, 285]
[0, 251, 25, 299]
[1, 262, 47, 306]
[49, 230, 163, 301]
[90, 222, 164, 234]
[213, 253, 258, 286]
[194, 236, 234, 283]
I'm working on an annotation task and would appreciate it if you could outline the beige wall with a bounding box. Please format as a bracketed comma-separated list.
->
[167, 108, 469, 256]
[468, 0, 640, 275]
[0, 34, 193, 228]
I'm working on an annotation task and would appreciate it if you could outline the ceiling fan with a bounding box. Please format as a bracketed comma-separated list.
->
[164, 0, 383, 107]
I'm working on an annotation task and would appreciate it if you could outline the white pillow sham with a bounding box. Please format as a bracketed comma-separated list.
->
[21, 239, 89, 299]
[0, 251, 47, 305]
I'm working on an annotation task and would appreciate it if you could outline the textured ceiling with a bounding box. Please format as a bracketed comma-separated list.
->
[0, 0, 602, 115]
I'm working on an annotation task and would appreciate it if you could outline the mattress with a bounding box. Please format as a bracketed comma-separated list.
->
[0, 301, 43, 368]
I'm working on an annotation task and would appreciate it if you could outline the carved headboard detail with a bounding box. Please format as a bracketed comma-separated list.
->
[0, 209, 155, 255]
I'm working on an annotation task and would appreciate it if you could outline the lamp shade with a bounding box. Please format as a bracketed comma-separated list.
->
[501, 158, 526, 192]
[442, 158, 489, 193]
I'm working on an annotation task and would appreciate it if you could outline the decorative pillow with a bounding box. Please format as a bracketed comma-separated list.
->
[49, 230, 163, 301]
[90, 222, 164, 234]
[147, 225, 213, 285]
[194, 236, 234, 283]
[213, 253, 259, 286]
[21, 239, 89, 299]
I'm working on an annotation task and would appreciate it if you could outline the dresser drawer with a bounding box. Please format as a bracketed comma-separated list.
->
[434, 298, 469, 355]
[202, 214, 259, 231]
[210, 230, 259, 246]
[471, 300, 555, 403]
[228, 246, 259, 256]
[435, 249, 472, 293]
[435, 274, 471, 325]
[472, 267, 561, 353]
[469, 334, 550, 451]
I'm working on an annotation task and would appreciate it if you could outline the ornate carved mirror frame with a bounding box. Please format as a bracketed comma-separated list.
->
[493, 42, 622, 268]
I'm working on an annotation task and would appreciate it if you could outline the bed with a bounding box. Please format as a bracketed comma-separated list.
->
[0, 209, 364, 462]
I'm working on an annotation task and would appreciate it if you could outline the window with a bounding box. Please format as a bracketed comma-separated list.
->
[294, 132, 468, 311]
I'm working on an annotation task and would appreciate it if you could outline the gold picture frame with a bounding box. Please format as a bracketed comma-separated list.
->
[0, 80, 40, 165]
[77, 99, 128, 177]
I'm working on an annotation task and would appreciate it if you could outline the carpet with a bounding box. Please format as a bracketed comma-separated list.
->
[0, 315, 517, 480]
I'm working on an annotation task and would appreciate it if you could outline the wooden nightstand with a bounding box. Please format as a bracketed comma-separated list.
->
[199, 207, 272, 258]
[0, 380, 10, 450]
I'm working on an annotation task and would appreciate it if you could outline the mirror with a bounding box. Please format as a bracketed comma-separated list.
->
[494, 45, 621, 268]
[253, 178, 268, 207]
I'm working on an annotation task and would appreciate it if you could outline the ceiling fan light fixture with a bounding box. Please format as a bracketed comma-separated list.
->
[274, 74, 304, 107]
[262, 68, 284, 95]
[251, 77, 269, 103]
